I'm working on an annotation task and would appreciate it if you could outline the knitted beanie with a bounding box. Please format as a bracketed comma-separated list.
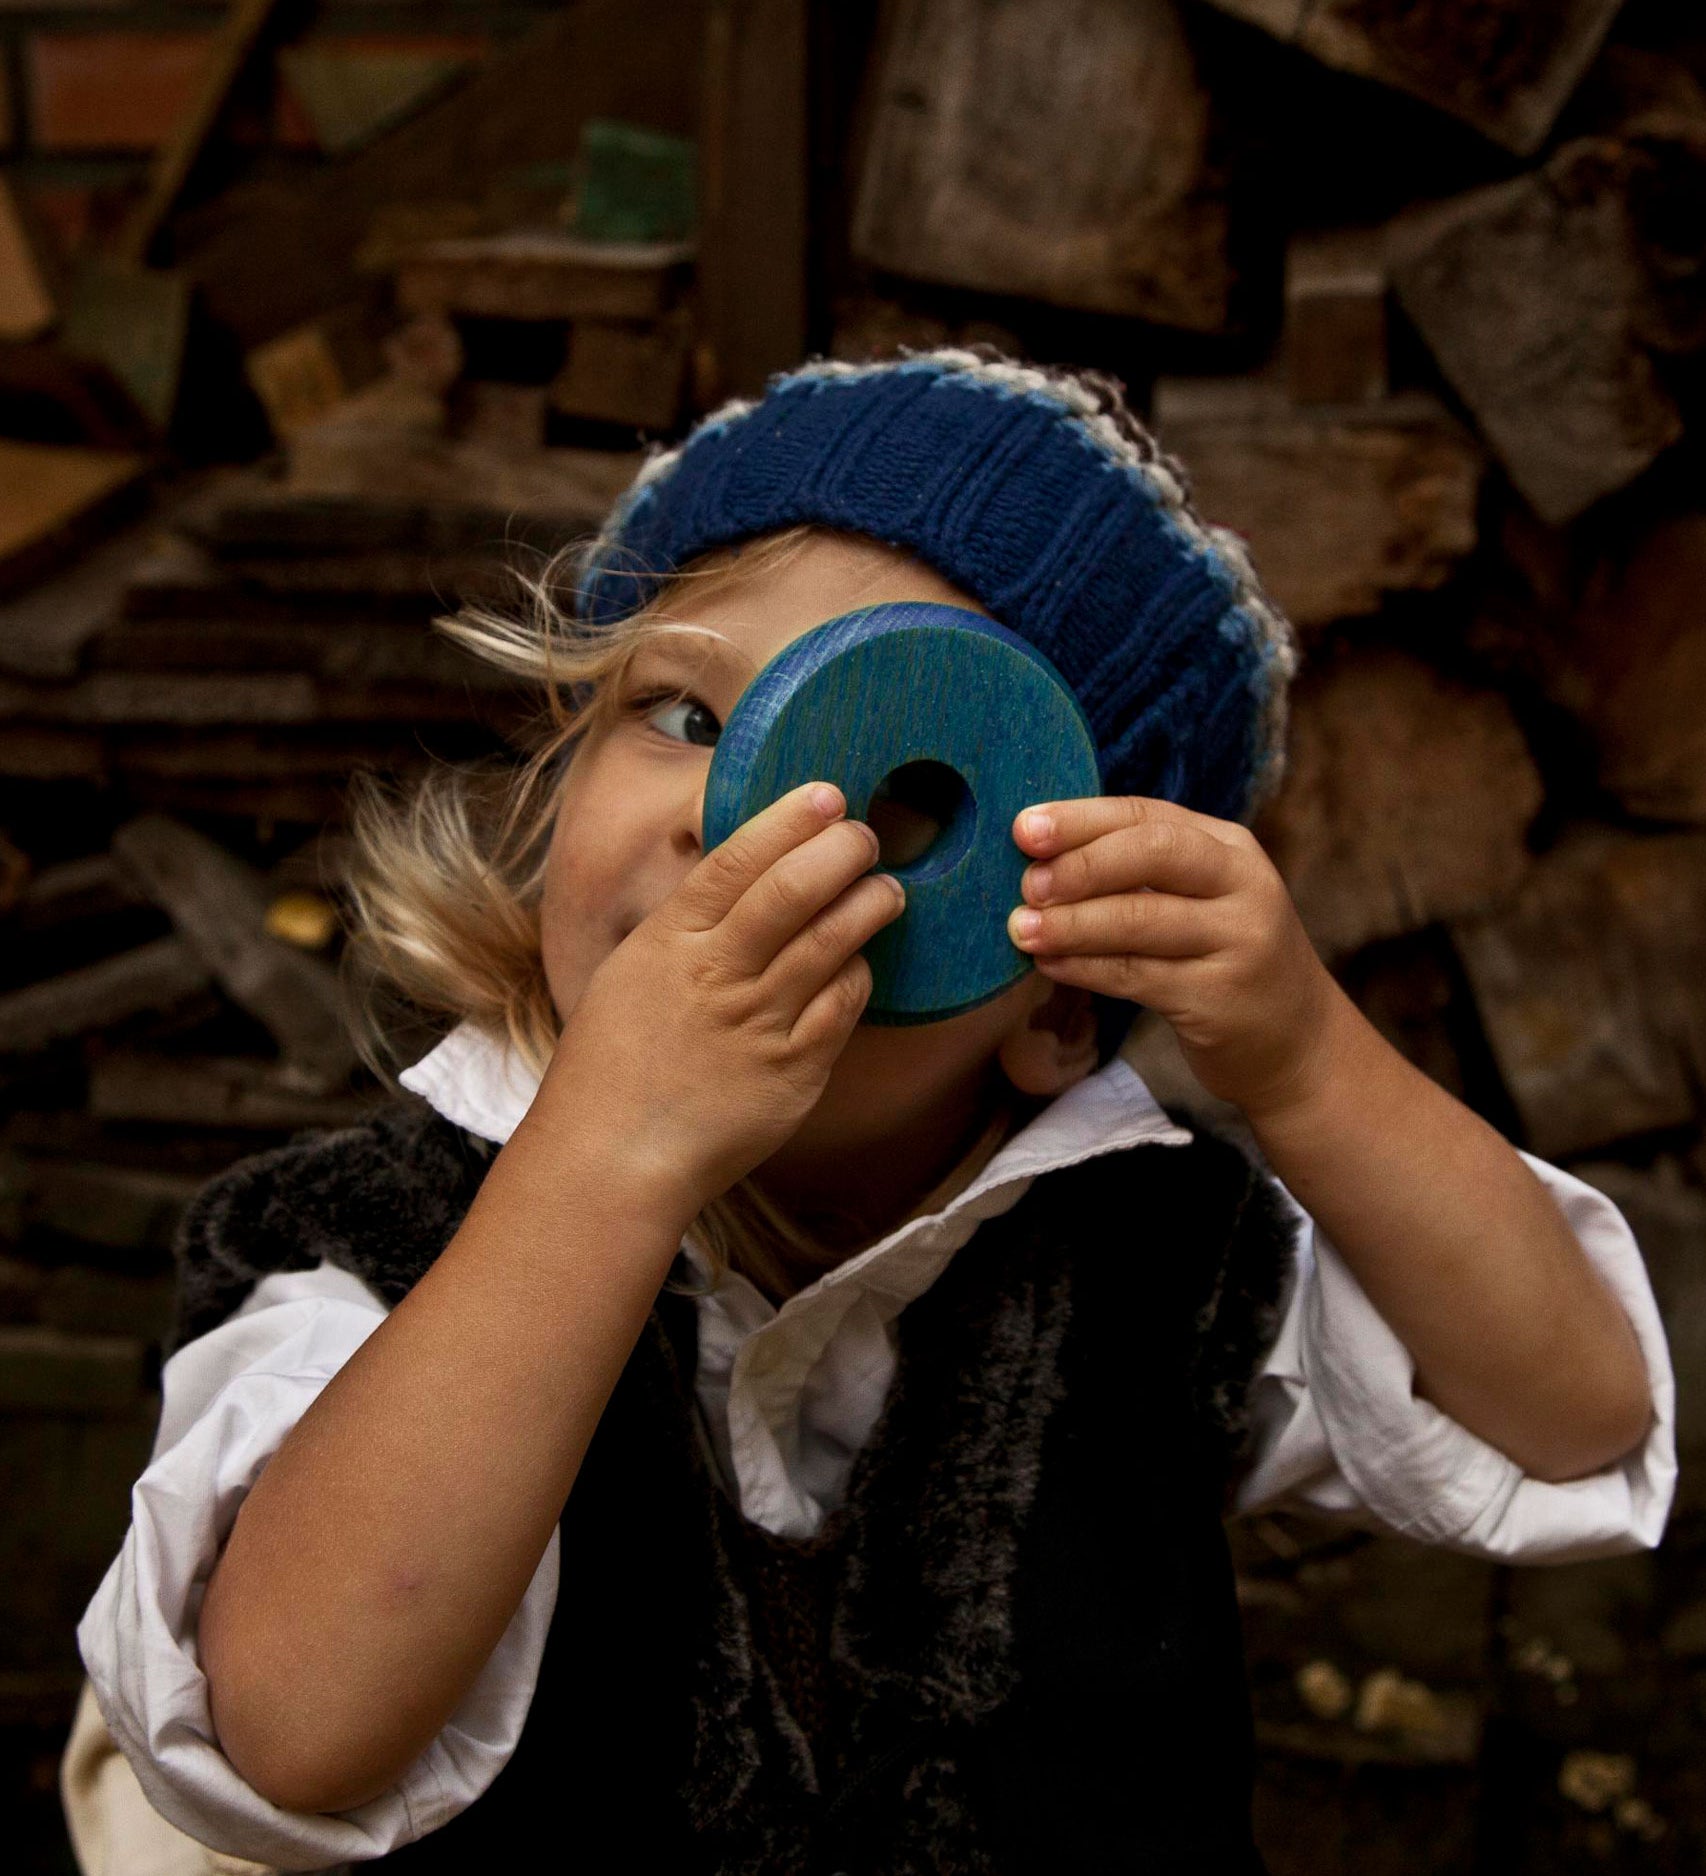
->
[575, 347, 1298, 829]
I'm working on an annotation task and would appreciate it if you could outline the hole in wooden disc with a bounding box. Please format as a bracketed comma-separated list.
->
[864, 760, 975, 875]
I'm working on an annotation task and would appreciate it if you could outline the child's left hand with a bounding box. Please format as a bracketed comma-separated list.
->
[1007, 795, 1340, 1119]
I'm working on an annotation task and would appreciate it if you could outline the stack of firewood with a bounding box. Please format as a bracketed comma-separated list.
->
[1, 0, 1704, 1866]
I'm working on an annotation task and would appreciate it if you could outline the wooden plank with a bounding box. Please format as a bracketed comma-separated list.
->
[0, 671, 488, 725]
[0, 509, 161, 680]
[1149, 379, 1481, 628]
[1543, 515, 1706, 825]
[851, 0, 1231, 331]
[110, 815, 356, 1090]
[1388, 145, 1683, 525]
[1284, 228, 1387, 407]
[1252, 643, 1542, 962]
[174, 0, 706, 349]
[114, 0, 286, 267]
[244, 304, 388, 441]
[549, 315, 690, 429]
[277, 44, 481, 157]
[1198, 0, 1626, 155]
[395, 231, 690, 323]
[0, 177, 56, 342]
[0, 936, 210, 1053]
[1449, 829, 1706, 1159]
[0, 440, 149, 600]
[58, 257, 191, 434]
[697, 0, 808, 400]
[88, 1054, 384, 1131]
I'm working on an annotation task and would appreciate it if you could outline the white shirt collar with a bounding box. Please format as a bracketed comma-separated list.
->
[398, 1018, 1194, 1275]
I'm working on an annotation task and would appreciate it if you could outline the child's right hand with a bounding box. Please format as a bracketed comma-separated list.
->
[534, 780, 905, 1224]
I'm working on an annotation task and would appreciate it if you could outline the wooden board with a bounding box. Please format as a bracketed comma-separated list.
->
[697, 0, 808, 400]
[395, 231, 692, 323]
[0, 177, 55, 341]
[1252, 643, 1542, 962]
[550, 315, 690, 429]
[111, 814, 356, 1090]
[851, 0, 1231, 332]
[0, 440, 149, 599]
[1388, 146, 1683, 526]
[1149, 379, 1480, 628]
[1448, 828, 1706, 1160]
[1199, 0, 1626, 155]
[1284, 228, 1387, 407]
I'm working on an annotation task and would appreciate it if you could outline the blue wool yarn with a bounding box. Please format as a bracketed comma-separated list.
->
[576, 349, 1298, 831]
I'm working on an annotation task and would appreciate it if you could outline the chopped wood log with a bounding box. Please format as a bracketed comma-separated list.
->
[0, 440, 150, 600]
[453, 381, 549, 456]
[1285, 228, 1387, 407]
[110, 816, 356, 1091]
[550, 316, 691, 430]
[88, 1054, 382, 1131]
[277, 43, 481, 157]
[174, 0, 704, 348]
[114, 0, 286, 266]
[26, 1161, 203, 1253]
[6, 856, 146, 936]
[1198, 0, 1626, 155]
[1150, 379, 1480, 628]
[58, 258, 191, 436]
[1252, 644, 1542, 961]
[245, 304, 389, 440]
[0, 671, 499, 726]
[698, 0, 809, 399]
[1541, 515, 1706, 825]
[0, 177, 55, 342]
[124, 527, 504, 615]
[82, 615, 511, 690]
[0, 937, 210, 1054]
[280, 387, 641, 532]
[1448, 828, 1706, 1159]
[396, 231, 692, 323]
[0, 510, 162, 680]
[852, 0, 1232, 331]
[1387, 140, 1685, 525]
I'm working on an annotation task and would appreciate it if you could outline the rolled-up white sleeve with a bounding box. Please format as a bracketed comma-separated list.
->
[75, 1262, 559, 1871]
[1231, 1151, 1677, 1562]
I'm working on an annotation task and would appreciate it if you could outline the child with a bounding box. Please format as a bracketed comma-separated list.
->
[70, 350, 1674, 1875]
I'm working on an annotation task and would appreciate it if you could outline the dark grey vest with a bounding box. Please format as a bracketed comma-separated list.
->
[172, 1098, 1294, 1874]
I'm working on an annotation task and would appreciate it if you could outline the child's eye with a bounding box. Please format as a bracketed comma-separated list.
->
[630, 690, 721, 749]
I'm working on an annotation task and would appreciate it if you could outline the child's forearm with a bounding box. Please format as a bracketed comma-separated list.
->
[1239, 976, 1653, 1484]
[197, 1082, 698, 1816]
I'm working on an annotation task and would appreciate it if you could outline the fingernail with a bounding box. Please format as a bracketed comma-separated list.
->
[1022, 809, 1054, 842]
[811, 784, 844, 817]
[1027, 864, 1054, 902]
[1010, 907, 1043, 940]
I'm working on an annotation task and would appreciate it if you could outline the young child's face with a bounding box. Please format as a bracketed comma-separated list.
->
[537, 532, 1101, 1221]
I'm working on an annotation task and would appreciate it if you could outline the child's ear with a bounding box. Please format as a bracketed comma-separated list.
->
[998, 977, 1101, 1097]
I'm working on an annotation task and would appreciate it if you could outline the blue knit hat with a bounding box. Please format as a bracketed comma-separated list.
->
[576, 348, 1297, 829]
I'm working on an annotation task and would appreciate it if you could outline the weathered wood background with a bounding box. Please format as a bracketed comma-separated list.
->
[2, 0, 1704, 1869]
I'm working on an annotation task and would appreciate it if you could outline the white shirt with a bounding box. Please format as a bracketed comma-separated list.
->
[77, 1023, 1677, 1869]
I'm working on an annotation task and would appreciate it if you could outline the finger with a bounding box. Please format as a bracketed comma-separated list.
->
[1008, 889, 1221, 959]
[1029, 950, 1188, 1005]
[791, 951, 875, 1056]
[675, 781, 849, 930]
[717, 818, 890, 979]
[765, 869, 906, 1012]
[1020, 815, 1244, 909]
[1012, 794, 1250, 861]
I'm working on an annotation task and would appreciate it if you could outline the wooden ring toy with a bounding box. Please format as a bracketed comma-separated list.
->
[703, 601, 1102, 1024]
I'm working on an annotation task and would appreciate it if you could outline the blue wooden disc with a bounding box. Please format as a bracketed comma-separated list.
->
[703, 601, 1102, 1024]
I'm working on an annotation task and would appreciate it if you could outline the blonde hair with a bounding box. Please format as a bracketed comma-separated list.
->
[341, 523, 943, 1301]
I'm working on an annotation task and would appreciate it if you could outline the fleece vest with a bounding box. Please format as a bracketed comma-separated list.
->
[171, 1098, 1295, 1875]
